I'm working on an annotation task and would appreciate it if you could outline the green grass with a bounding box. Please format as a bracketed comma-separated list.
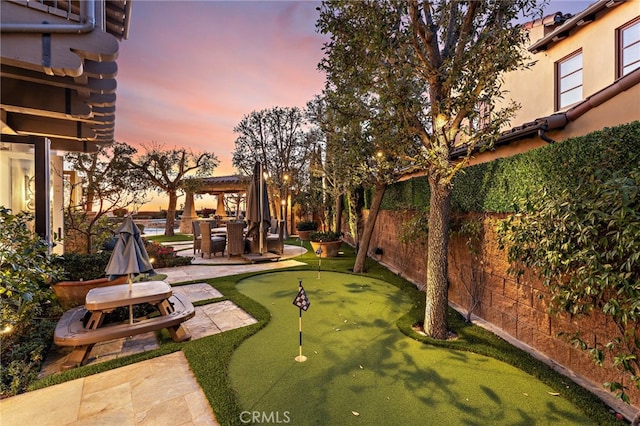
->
[30, 241, 618, 425]
[145, 233, 193, 243]
[230, 271, 593, 425]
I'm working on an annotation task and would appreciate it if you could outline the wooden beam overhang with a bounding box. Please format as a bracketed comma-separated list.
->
[528, 0, 625, 53]
[1, 1, 130, 152]
[1, 78, 93, 119]
[196, 175, 252, 194]
[5, 114, 100, 140]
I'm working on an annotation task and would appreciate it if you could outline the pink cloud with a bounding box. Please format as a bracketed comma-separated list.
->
[114, 1, 327, 180]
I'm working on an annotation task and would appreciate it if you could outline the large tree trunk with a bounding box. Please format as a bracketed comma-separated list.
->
[423, 179, 452, 339]
[353, 183, 386, 273]
[165, 191, 178, 236]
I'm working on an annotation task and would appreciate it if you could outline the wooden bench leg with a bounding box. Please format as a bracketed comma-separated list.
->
[168, 324, 191, 342]
[62, 344, 95, 370]
[158, 299, 191, 342]
[84, 311, 104, 330]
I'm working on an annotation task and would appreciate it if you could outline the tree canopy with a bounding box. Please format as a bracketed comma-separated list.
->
[232, 106, 316, 220]
[317, 0, 540, 338]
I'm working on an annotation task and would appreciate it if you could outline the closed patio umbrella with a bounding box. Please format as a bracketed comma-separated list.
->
[105, 215, 155, 323]
[246, 161, 271, 254]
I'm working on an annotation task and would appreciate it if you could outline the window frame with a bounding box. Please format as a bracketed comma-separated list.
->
[555, 49, 583, 111]
[617, 16, 640, 79]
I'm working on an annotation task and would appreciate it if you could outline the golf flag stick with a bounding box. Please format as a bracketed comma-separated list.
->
[315, 246, 322, 279]
[296, 308, 305, 362]
[292, 280, 310, 362]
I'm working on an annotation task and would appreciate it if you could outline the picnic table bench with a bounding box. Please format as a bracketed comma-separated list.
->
[54, 281, 195, 370]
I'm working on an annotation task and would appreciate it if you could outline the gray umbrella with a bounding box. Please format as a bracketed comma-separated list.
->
[105, 215, 155, 323]
[246, 161, 271, 254]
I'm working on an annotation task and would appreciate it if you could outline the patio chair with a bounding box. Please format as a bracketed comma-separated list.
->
[200, 221, 226, 258]
[192, 221, 202, 254]
[227, 221, 245, 257]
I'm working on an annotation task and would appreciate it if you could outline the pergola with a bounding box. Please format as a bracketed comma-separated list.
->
[179, 175, 250, 233]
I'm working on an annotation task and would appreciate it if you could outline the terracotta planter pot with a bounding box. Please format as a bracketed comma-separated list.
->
[310, 240, 342, 258]
[52, 276, 128, 310]
[297, 230, 313, 241]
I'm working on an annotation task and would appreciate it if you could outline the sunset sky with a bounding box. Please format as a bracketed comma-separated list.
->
[114, 0, 327, 177]
[113, 0, 592, 210]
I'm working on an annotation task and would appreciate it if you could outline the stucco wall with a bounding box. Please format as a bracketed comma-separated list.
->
[364, 209, 640, 409]
[500, 2, 639, 124]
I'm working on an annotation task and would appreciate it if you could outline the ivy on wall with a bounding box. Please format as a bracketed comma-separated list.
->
[497, 166, 640, 403]
[379, 121, 640, 405]
[381, 121, 640, 213]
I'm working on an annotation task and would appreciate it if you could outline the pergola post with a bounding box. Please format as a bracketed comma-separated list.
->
[179, 191, 198, 234]
[216, 193, 226, 217]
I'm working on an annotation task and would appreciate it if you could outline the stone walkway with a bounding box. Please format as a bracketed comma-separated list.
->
[4, 352, 217, 426]
[1, 243, 309, 426]
[38, 283, 259, 377]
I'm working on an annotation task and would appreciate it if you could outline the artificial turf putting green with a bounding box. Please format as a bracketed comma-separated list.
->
[229, 270, 593, 425]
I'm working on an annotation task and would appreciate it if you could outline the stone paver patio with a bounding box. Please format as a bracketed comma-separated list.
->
[3, 244, 309, 425]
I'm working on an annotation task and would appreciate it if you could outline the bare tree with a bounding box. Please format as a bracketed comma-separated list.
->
[64, 142, 148, 253]
[127, 142, 219, 236]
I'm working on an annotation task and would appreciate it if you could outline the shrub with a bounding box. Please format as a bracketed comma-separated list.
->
[381, 121, 640, 213]
[143, 240, 191, 268]
[296, 220, 318, 231]
[309, 231, 342, 242]
[497, 167, 640, 403]
[0, 207, 64, 398]
[63, 211, 116, 254]
[0, 207, 63, 330]
[53, 251, 112, 281]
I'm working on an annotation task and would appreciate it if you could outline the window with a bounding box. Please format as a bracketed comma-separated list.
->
[618, 18, 640, 78]
[556, 50, 583, 110]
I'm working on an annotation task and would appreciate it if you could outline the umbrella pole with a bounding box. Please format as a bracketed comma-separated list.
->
[128, 274, 133, 325]
[259, 162, 264, 255]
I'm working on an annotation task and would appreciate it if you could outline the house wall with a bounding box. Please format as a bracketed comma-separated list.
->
[500, 2, 639, 123]
[361, 209, 640, 411]
[467, 2, 640, 167]
[468, 82, 640, 166]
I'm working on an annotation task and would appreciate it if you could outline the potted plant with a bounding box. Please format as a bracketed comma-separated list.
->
[51, 252, 128, 309]
[309, 231, 343, 258]
[296, 220, 318, 241]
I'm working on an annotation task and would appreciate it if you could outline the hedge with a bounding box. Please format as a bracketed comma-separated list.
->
[380, 121, 640, 213]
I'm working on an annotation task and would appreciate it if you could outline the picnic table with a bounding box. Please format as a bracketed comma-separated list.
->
[54, 281, 195, 370]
